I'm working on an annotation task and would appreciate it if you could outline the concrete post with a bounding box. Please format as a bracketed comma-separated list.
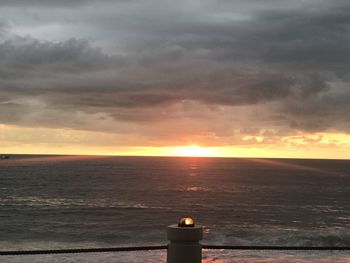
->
[167, 218, 203, 263]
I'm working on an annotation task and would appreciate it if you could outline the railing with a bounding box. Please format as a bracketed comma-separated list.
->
[1, 218, 349, 262]
[1, 245, 349, 256]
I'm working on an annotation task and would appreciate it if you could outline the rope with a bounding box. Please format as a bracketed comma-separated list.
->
[0, 246, 167, 256]
[1, 245, 349, 256]
[202, 245, 350, 251]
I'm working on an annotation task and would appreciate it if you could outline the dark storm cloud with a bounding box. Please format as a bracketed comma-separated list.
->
[161, 2, 350, 70]
[0, 36, 293, 113]
[0, 37, 112, 71]
[251, 7, 350, 68]
[1, 0, 350, 136]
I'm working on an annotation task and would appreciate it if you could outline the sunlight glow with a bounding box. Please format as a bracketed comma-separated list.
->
[1, 124, 350, 159]
[172, 145, 216, 157]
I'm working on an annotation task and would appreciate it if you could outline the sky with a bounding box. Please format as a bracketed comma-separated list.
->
[0, 0, 350, 158]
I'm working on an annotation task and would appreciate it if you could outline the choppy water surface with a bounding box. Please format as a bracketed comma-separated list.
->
[1, 155, 349, 262]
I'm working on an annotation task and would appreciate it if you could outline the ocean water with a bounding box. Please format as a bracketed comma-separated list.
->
[0, 155, 349, 262]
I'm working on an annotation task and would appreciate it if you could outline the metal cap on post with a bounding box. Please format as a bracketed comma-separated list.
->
[167, 217, 203, 263]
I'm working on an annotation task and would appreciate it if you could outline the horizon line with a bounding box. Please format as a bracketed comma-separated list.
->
[2, 152, 350, 161]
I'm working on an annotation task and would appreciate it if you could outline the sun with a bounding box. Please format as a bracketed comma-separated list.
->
[173, 145, 214, 157]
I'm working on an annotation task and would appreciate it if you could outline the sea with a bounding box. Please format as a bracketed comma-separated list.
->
[0, 155, 349, 262]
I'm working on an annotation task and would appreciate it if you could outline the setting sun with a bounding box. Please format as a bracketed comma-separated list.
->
[172, 145, 215, 157]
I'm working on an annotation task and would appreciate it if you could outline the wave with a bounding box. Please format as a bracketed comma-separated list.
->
[0, 196, 154, 209]
[205, 227, 350, 247]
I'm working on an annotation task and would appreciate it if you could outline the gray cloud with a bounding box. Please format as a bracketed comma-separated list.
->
[0, 0, 118, 8]
[0, 0, 350, 144]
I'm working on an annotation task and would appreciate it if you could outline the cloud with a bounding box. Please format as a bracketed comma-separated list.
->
[0, 0, 115, 8]
[0, 0, 350, 147]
